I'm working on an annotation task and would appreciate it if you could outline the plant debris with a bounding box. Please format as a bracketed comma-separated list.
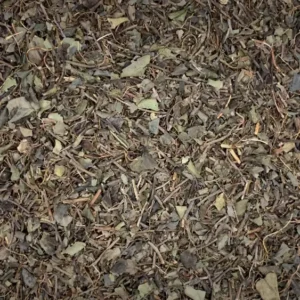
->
[1, 0, 300, 299]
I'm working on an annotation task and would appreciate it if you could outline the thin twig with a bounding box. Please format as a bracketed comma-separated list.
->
[148, 241, 165, 265]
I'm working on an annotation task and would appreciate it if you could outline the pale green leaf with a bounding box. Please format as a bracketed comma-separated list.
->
[207, 79, 223, 90]
[20, 127, 33, 137]
[7, 97, 35, 123]
[235, 199, 248, 216]
[54, 165, 65, 177]
[138, 282, 154, 298]
[184, 286, 206, 300]
[1, 77, 17, 92]
[107, 17, 129, 29]
[137, 99, 159, 111]
[215, 193, 225, 211]
[10, 164, 20, 181]
[187, 160, 200, 178]
[169, 8, 187, 22]
[121, 55, 150, 77]
[176, 206, 187, 219]
[62, 242, 86, 256]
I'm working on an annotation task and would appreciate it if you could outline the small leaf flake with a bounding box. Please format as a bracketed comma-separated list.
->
[137, 99, 159, 111]
[62, 242, 86, 256]
[121, 55, 150, 77]
[107, 17, 129, 29]
[215, 193, 226, 211]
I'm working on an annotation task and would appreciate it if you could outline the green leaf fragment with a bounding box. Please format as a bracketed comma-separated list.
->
[137, 99, 159, 111]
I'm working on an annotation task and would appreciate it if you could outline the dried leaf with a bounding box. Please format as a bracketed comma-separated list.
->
[54, 165, 65, 177]
[187, 160, 200, 178]
[138, 282, 154, 298]
[40, 232, 56, 255]
[149, 118, 160, 134]
[22, 269, 36, 288]
[17, 139, 31, 154]
[129, 153, 157, 173]
[6, 97, 35, 123]
[235, 199, 248, 216]
[62, 38, 82, 57]
[215, 193, 226, 211]
[282, 142, 295, 153]
[256, 273, 280, 300]
[121, 55, 150, 77]
[176, 206, 187, 219]
[168, 8, 188, 22]
[54, 203, 73, 227]
[184, 286, 206, 300]
[53, 139, 63, 155]
[10, 164, 20, 181]
[62, 242, 86, 256]
[1, 77, 17, 92]
[180, 250, 197, 269]
[48, 113, 66, 136]
[102, 247, 121, 262]
[217, 234, 229, 250]
[19, 127, 33, 137]
[137, 98, 159, 111]
[207, 79, 223, 90]
[107, 17, 129, 29]
[290, 74, 300, 92]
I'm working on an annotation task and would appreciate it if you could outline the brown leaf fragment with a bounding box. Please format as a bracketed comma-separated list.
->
[256, 273, 280, 300]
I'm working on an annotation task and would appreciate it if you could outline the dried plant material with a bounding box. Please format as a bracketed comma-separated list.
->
[40, 232, 56, 255]
[281, 142, 295, 153]
[220, 0, 229, 4]
[180, 250, 197, 269]
[1, 77, 17, 92]
[149, 118, 160, 134]
[54, 165, 65, 177]
[176, 206, 187, 219]
[137, 98, 159, 111]
[6, 97, 35, 123]
[215, 193, 226, 211]
[168, 8, 187, 22]
[48, 113, 66, 136]
[187, 160, 201, 178]
[62, 242, 86, 256]
[235, 199, 248, 216]
[256, 273, 280, 300]
[207, 79, 223, 90]
[290, 74, 300, 92]
[22, 269, 36, 288]
[217, 234, 229, 250]
[121, 55, 150, 77]
[53, 139, 63, 155]
[19, 127, 33, 137]
[102, 248, 121, 262]
[229, 149, 241, 164]
[184, 286, 206, 300]
[17, 139, 31, 154]
[107, 17, 129, 29]
[10, 164, 20, 181]
[62, 37, 82, 57]
[255, 122, 260, 135]
[54, 204, 73, 227]
[111, 259, 137, 275]
[138, 282, 154, 298]
[129, 153, 157, 173]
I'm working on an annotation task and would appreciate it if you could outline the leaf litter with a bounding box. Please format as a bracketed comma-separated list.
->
[0, 1, 300, 299]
